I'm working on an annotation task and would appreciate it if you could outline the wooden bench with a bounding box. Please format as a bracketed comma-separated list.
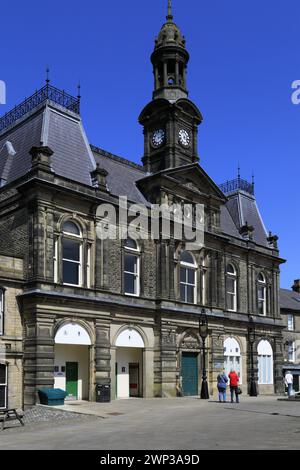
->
[0, 408, 25, 431]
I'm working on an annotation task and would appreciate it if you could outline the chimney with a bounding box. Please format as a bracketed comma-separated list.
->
[292, 280, 300, 294]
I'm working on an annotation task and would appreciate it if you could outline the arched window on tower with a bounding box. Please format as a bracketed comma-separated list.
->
[179, 251, 197, 304]
[61, 221, 83, 286]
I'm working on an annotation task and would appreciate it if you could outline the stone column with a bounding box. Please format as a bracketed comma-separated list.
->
[23, 313, 55, 409]
[209, 329, 225, 395]
[160, 325, 177, 397]
[94, 319, 111, 400]
[143, 348, 154, 398]
[110, 346, 116, 400]
[273, 335, 284, 394]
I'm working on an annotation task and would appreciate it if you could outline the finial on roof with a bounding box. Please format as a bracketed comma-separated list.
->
[167, 0, 173, 21]
[46, 67, 50, 85]
[77, 82, 81, 99]
[252, 172, 255, 192]
[237, 163, 241, 181]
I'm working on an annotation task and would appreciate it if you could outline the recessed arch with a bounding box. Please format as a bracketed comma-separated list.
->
[54, 322, 92, 345]
[115, 328, 145, 348]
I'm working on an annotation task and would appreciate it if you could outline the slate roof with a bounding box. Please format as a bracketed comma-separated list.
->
[0, 91, 271, 249]
[280, 289, 300, 312]
[224, 190, 269, 247]
[0, 101, 95, 186]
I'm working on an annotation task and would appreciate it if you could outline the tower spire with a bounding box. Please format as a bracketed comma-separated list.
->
[167, 0, 173, 21]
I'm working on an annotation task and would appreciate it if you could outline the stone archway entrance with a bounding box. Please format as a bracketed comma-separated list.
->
[115, 328, 145, 399]
[54, 323, 91, 401]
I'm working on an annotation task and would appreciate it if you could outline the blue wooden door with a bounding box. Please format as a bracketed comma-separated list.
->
[181, 352, 198, 396]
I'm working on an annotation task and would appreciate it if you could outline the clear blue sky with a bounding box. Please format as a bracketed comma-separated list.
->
[1, 0, 299, 289]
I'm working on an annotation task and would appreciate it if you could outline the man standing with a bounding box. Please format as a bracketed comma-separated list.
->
[284, 371, 294, 397]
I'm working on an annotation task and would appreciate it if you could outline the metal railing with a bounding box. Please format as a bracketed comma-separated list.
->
[219, 177, 254, 196]
[0, 84, 80, 133]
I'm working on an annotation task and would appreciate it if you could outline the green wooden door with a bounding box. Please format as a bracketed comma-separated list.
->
[66, 362, 78, 399]
[181, 352, 198, 396]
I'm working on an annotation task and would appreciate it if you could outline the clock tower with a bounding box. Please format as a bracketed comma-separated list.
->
[139, 0, 203, 174]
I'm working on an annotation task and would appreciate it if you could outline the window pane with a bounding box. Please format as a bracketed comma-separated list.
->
[180, 251, 194, 264]
[258, 300, 264, 315]
[187, 269, 195, 285]
[180, 268, 186, 283]
[63, 239, 80, 261]
[187, 285, 195, 303]
[288, 315, 294, 331]
[0, 386, 6, 408]
[63, 221, 80, 235]
[227, 293, 235, 311]
[0, 364, 6, 384]
[258, 286, 265, 299]
[63, 261, 79, 285]
[124, 272, 136, 294]
[180, 284, 186, 302]
[124, 254, 137, 274]
[227, 278, 235, 294]
[124, 238, 137, 250]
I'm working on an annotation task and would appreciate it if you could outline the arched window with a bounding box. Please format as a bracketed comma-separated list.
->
[257, 273, 267, 316]
[0, 363, 7, 409]
[224, 338, 242, 383]
[62, 221, 82, 286]
[180, 251, 197, 304]
[257, 340, 273, 385]
[226, 263, 237, 312]
[124, 238, 140, 296]
[0, 289, 4, 336]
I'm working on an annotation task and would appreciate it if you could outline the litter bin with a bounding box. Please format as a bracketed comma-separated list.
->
[96, 383, 111, 403]
[38, 388, 67, 406]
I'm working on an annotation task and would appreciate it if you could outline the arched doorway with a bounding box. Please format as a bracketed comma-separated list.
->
[54, 323, 91, 401]
[224, 337, 242, 383]
[115, 328, 145, 398]
[257, 340, 273, 386]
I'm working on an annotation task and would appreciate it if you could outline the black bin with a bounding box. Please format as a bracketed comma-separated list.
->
[96, 383, 111, 403]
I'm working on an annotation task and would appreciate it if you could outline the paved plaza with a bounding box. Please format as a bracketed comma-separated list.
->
[0, 396, 300, 450]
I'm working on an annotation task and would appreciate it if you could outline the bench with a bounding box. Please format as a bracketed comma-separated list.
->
[0, 408, 25, 431]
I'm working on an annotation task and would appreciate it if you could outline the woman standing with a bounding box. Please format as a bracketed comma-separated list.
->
[217, 370, 228, 402]
[228, 369, 240, 403]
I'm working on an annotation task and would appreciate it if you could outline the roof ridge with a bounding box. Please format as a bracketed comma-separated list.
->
[91, 144, 145, 172]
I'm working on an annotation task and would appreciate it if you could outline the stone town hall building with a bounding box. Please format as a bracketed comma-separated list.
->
[0, 4, 285, 409]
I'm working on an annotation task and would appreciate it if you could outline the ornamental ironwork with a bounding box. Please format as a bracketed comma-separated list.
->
[0, 84, 80, 134]
[219, 177, 254, 196]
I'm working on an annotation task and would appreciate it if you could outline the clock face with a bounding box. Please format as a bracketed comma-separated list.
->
[178, 129, 190, 147]
[151, 129, 165, 148]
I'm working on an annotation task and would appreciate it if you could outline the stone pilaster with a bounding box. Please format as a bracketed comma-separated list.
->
[160, 324, 177, 397]
[23, 314, 55, 409]
[209, 329, 225, 395]
[94, 320, 111, 396]
[273, 335, 284, 394]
